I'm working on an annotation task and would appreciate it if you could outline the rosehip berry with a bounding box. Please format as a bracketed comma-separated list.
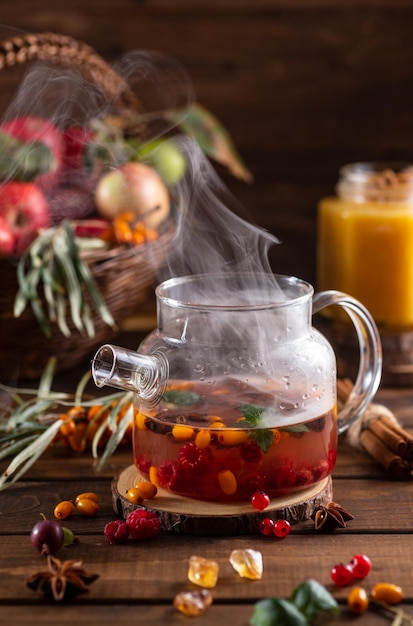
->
[126, 509, 161, 540]
[330, 563, 354, 586]
[250, 491, 270, 511]
[273, 519, 291, 538]
[104, 519, 130, 544]
[351, 554, 372, 579]
[259, 518, 274, 536]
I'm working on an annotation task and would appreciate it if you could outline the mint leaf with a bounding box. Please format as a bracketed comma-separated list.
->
[250, 598, 308, 626]
[282, 424, 309, 433]
[250, 429, 274, 454]
[162, 390, 200, 406]
[239, 403, 265, 426]
[290, 579, 339, 624]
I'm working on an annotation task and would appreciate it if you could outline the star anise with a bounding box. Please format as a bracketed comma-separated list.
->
[311, 501, 354, 532]
[26, 555, 99, 601]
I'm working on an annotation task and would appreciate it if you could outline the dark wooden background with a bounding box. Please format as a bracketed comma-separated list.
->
[0, 0, 413, 285]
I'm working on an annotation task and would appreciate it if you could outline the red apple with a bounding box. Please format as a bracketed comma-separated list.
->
[0, 215, 15, 255]
[94, 162, 170, 229]
[61, 126, 93, 171]
[1, 116, 64, 190]
[0, 182, 51, 254]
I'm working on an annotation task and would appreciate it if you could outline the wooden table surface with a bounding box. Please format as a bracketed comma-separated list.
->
[1, 338, 413, 625]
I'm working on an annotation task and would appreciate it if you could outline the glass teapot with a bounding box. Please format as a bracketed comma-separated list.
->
[92, 273, 381, 503]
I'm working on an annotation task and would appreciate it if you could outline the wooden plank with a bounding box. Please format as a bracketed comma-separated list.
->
[0, 602, 409, 626]
[1, 532, 413, 602]
[0, 474, 411, 534]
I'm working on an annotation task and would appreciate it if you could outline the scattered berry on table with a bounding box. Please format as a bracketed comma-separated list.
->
[54, 500, 75, 520]
[347, 586, 369, 615]
[330, 563, 354, 587]
[273, 519, 291, 538]
[351, 554, 372, 579]
[75, 492, 99, 504]
[126, 509, 161, 540]
[104, 520, 130, 544]
[30, 519, 65, 555]
[76, 497, 99, 516]
[371, 582, 404, 605]
[259, 518, 275, 536]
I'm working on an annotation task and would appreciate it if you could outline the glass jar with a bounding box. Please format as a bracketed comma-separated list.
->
[317, 162, 413, 328]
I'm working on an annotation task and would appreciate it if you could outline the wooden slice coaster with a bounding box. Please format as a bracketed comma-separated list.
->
[112, 465, 333, 535]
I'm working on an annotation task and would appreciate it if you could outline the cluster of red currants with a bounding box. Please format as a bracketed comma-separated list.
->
[330, 553, 372, 586]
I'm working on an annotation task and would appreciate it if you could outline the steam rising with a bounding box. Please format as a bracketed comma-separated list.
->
[162, 135, 280, 296]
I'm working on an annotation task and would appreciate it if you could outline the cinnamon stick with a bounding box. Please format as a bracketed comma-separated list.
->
[367, 418, 408, 458]
[359, 429, 411, 480]
[378, 414, 413, 461]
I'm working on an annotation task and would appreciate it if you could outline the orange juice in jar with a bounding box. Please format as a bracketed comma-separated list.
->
[317, 162, 413, 328]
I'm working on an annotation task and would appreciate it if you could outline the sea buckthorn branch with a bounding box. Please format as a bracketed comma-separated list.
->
[0, 359, 133, 490]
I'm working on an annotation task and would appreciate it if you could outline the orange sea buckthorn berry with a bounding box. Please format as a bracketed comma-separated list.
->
[59, 418, 77, 438]
[134, 480, 158, 499]
[209, 421, 225, 429]
[76, 498, 100, 517]
[217, 429, 248, 446]
[87, 404, 105, 421]
[149, 465, 160, 487]
[272, 428, 281, 444]
[172, 425, 195, 441]
[218, 469, 238, 495]
[135, 411, 148, 430]
[54, 500, 75, 520]
[126, 487, 144, 505]
[347, 586, 369, 615]
[371, 582, 404, 605]
[195, 429, 211, 449]
[75, 492, 99, 505]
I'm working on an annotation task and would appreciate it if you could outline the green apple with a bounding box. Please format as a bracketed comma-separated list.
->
[137, 138, 187, 186]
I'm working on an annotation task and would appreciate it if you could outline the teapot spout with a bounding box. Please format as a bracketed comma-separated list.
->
[91, 344, 168, 404]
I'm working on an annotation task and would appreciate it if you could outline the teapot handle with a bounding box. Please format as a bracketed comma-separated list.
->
[312, 290, 382, 435]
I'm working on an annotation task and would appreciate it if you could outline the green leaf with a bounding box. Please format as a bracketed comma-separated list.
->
[170, 103, 253, 182]
[240, 403, 265, 426]
[290, 579, 339, 625]
[250, 429, 274, 454]
[162, 390, 200, 406]
[250, 598, 308, 626]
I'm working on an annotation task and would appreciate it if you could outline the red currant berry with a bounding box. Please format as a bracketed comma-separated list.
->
[259, 518, 274, 536]
[250, 491, 270, 511]
[273, 519, 291, 538]
[351, 554, 372, 579]
[330, 563, 354, 586]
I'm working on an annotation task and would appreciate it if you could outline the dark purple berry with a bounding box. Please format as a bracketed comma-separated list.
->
[30, 519, 65, 555]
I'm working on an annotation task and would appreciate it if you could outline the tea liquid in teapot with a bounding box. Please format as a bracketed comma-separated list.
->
[134, 375, 336, 502]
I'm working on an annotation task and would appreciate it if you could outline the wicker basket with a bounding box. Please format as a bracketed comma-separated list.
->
[0, 33, 174, 380]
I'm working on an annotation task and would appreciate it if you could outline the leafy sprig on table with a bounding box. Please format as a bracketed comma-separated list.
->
[250, 579, 339, 626]
[0, 358, 131, 490]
